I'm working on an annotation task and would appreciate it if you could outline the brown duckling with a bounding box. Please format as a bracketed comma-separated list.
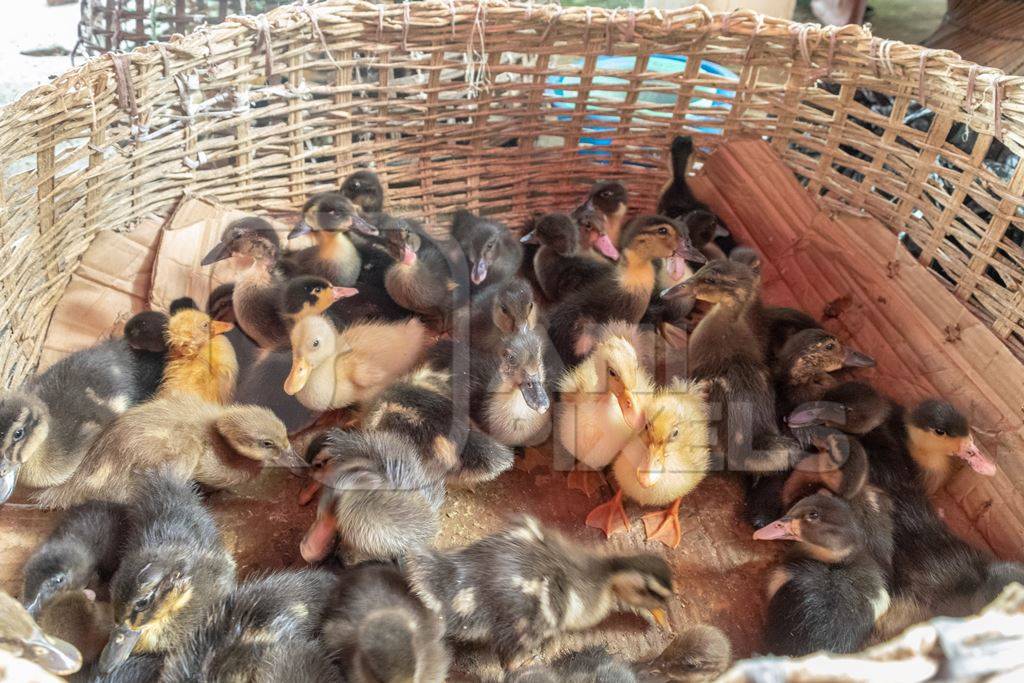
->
[122, 310, 169, 402]
[98, 473, 236, 675]
[288, 192, 381, 286]
[37, 589, 112, 668]
[21, 501, 129, 617]
[774, 328, 875, 418]
[572, 180, 629, 257]
[753, 490, 893, 655]
[469, 277, 538, 353]
[200, 217, 291, 349]
[159, 304, 238, 404]
[451, 209, 523, 290]
[549, 215, 705, 366]
[404, 515, 673, 670]
[35, 393, 300, 508]
[522, 213, 613, 303]
[0, 590, 82, 676]
[381, 216, 461, 327]
[322, 561, 450, 683]
[0, 337, 152, 504]
[342, 169, 385, 215]
[280, 275, 359, 328]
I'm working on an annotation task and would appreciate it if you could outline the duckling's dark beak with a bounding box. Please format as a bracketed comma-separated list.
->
[0, 459, 20, 504]
[956, 435, 997, 476]
[753, 516, 800, 542]
[288, 220, 313, 240]
[842, 348, 875, 368]
[471, 258, 489, 285]
[660, 277, 695, 300]
[520, 378, 549, 414]
[98, 625, 141, 674]
[714, 223, 730, 239]
[350, 213, 379, 237]
[22, 627, 82, 675]
[520, 230, 539, 245]
[200, 241, 232, 266]
[675, 240, 707, 264]
[786, 402, 846, 429]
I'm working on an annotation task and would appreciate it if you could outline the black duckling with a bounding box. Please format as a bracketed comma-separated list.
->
[37, 589, 112, 668]
[522, 213, 612, 303]
[288, 192, 381, 286]
[280, 275, 359, 329]
[572, 180, 629, 257]
[342, 169, 385, 215]
[753, 489, 893, 656]
[122, 310, 169, 401]
[451, 209, 523, 290]
[200, 216, 290, 349]
[549, 215, 705, 366]
[0, 590, 82, 676]
[98, 473, 236, 674]
[469, 277, 538, 352]
[0, 337, 153, 503]
[404, 515, 673, 670]
[322, 561, 450, 683]
[21, 501, 129, 617]
[684, 209, 729, 263]
[507, 646, 637, 683]
[160, 570, 338, 683]
[299, 429, 445, 565]
[656, 136, 708, 220]
[381, 216, 461, 327]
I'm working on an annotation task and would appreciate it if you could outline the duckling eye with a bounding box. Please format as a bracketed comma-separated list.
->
[806, 510, 820, 522]
[608, 368, 619, 379]
[312, 339, 320, 348]
[824, 342, 836, 351]
[202, 322, 210, 331]
[312, 287, 322, 295]
[671, 429, 679, 439]
[261, 440, 275, 448]
[503, 351, 514, 362]
[657, 227, 669, 236]
[135, 596, 152, 611]
[933, 428, 946, 436]
[500, 305, 509, 315]
[11, 428, 24, 442]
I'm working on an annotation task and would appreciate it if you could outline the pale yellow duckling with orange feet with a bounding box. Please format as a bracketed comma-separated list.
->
[588, 379, 711, 548]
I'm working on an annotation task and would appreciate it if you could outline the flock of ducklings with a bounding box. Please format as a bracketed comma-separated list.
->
[0, 135, 1019, 681]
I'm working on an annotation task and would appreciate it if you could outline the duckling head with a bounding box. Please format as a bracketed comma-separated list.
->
[754, 491, 865, 563]
[201, 217, 280, 266]
[661, 258, 755, 305]
[622, 215, 705, 278]
[572, 181, 628, 260]
[123, 311, 170, 354]
[21, 539, 93, 618]
[588, 335, 647, 431]
[165, 308, 233, 358]
[380, 218, 423, 266]
[0, 591, 82, 676]
[459, 217, 509, 286]
[282, 276, 358, 321]
[777, 329, 875, 382]
[102, 556, 194, 673]
[215, 406, 303, 471]
[341, 170, 384, 215]
[498, 330, 549, 415]
[604, 554, 673, 628]
[38, 589, 112, 666]
[0, 392, 50, 504]
[491, 278, 536, 335]
[683, 209, 727, 250]
[285, 315, 336, 395]
[907, 400, 996, 476]
[633, 385, 708, 489]
[520, 213, 579, 256]
[291, 192, 379, 240]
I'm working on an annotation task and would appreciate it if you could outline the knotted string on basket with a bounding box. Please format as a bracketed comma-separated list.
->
[300, 2, 340, 70]
[743, 15, 766, 66]
[540, 7, 563, 45]
[870, 37, 896, 77]
[253, 14, 274, 80]
[447, 0, 458, 38]
[465, 2, 489, 94]
[402, 1, 412, 52]
[993, 76, 1009, 141]
[917, 50, 930, 106]
[109, 53, 139, 125]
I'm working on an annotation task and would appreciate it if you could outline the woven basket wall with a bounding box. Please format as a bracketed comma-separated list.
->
[76, 0, 292, 55]
[1, 0, 1023, 387]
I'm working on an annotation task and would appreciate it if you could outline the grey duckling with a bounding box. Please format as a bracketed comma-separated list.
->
[451, 209, 523, 290]
[469, 277, 538, 353]
[342, 169, 385, 215]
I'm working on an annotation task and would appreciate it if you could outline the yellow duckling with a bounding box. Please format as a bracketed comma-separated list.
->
[160, 302, 237, 404]
[555, 327, 652, 497]
[588, 380, 710, 548]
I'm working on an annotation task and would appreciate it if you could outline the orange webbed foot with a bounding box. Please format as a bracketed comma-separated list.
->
[567, 468, 607, 499]
[641, 498, 683, 548]
[585, 489, 631, 538]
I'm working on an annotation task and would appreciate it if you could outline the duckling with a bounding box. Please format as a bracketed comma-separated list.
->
[159, 306, 238, 404]
[35, 393, 301, 508]
[507, 647, 637, 683]
[404, 515, 673, 670]
[299, 428, 445, 564]
[0, 590, 82, 676]
[21, 501, 129, 616]
[469, 277, 537, 352]
[122, 310, 169, 401]
[572, 180, 629, 257]
[522, 213, 612, 302]
[589, 380, 710, 548]
[638, 623, 733, 682]
[451, 209, 523, 290]
[160, 570, 338, 682]
[684, 209, 729, 263]
[322, 561, 450, 683]
[555, 328, 652, 494]
[342, 169, 385, 215]
[656, 136, 709, 220]
[77, 654, 163, 683]
[37, 590, 112, 667]
[284, 315, 428, 412]
[200, 217, 291, 348]
[98, 473, 235, 674]
[549, 216, 705, 366]
[381, 217, 461, 326]
[280, 275, 359, 328]
[0, 337, 152, 503]
[287, 192, 381, 286]
[774, 329, 875, 418]
[753, 490, 893, 655]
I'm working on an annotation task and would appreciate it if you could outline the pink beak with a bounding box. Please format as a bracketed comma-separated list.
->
[590, 231, 620, 260]
[753, 518, 799, 542]
[331, 287, 358, 301]
[957, 436, 997, 476]
[401, 246, 417, 265]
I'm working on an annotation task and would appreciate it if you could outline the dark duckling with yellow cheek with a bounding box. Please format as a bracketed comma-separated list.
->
[21, 501, 129, 617]
[160, 570, 339, 683]
[0, 590, 83, 677]
[451, 209, 523, 290]
[342, 169, 385, 215]
[0, 336, 153, 504]
[122, 310, 169, 402]
[382, 217, 462, 326]
[753, 489, 893, 656]
[549, 215, 705, 366]
[322, 561, 450, 683]
[522, 213, 612, 303]
[288, 192, 381, 286]
[572, 180, 629, 258]
[404, 515, 674, 671]
[97, 474, 236, 676]
[469, 277, 538, 353]
[280, 275, 359, 329]
[200, 217, 291, 349]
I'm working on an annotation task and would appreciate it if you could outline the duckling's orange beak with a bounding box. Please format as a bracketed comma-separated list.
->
[753, 517, 800, 542]
[210, 321, 234, 336]
[648, 608, 670, 629]
[956, 435, 996, 476]
[284, 357, 312, 395]
[614, 389, 645, 431]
